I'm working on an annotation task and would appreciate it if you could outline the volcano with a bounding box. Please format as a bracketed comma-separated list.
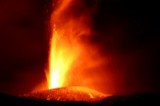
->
[23, 86, 108, 102]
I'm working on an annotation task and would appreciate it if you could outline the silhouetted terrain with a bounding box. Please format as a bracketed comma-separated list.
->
[0, 93, 160, 106]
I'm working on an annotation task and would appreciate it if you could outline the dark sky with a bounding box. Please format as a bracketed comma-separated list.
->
[0, 0, 50, 95]
[91, 0, 160, 94]
[0, 0, 160, 95]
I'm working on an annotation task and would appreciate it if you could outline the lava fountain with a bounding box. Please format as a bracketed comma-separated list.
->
[47, 0, 105, 89]
[47, 0, 92, 89]
[25, 0, 110, 101]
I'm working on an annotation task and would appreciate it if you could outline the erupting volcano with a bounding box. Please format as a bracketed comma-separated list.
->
[26, 0, 110, 101]
[46, 0, 106, 90]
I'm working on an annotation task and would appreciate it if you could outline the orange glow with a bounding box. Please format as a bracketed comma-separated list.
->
[47, 0, 106, 90]
[48, 24, 81, 88]
[25, 86, 109, 102]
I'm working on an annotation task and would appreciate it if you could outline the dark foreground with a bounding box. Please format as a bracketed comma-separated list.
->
[0, 93, 160, 106]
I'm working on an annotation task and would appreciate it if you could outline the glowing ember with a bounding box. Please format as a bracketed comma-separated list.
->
[24, 86, 109, 102]
[47, 0, 106, 90]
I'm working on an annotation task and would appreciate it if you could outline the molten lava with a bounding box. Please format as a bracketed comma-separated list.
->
[25, 86, 108, 102]
[48, 0, 84, 89]
[47, 0, 106, 91]
[49, 27, 74, 88]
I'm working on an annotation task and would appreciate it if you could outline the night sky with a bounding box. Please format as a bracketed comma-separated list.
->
[0, 0, 160, 95]
[0, 0, 50, 95]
